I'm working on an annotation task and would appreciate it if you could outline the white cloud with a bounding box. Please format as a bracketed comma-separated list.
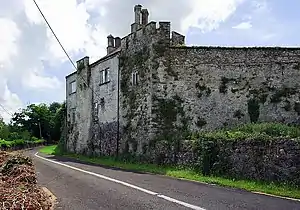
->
[232, 21, 252, 29]
[24, 0, 93, 62]
[0, 80, 23, 123]
[0, 0, 256, 122]
[0, 18, 21, 67]
[0, 18, 22, 122]
[181, 0, 246, 33]
[22, 68, 62, 90]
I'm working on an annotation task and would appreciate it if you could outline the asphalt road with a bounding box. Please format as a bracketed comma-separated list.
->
[27, 149, 300, 210]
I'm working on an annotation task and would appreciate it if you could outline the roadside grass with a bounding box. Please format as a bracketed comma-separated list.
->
[39, 145, 300, 200]
[39, 145, 57, 155]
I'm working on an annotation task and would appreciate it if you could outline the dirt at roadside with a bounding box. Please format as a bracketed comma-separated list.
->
[0, 151, 56, 210]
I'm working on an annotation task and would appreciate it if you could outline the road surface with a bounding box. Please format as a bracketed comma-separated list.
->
[27, 149, 300, 210]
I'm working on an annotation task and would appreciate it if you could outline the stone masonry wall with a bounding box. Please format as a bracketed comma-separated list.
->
[147, 45, 300, 166]
[162, 47, 300, 132]
[89, 53, 120, 156]
[65, 72, 77, 153]
[66, 56, 93, 154]
[162, 138, 300, 185]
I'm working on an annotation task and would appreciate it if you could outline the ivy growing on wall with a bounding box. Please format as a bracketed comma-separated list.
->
[247, 98, 260, 123]
[77, 62, 85, 74]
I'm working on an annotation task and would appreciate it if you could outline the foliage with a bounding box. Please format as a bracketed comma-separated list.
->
[247, 98, 260, 123]
[0, 138, 45, 149]
[0, 101, 65, 149]
[9, 102, 65, 144]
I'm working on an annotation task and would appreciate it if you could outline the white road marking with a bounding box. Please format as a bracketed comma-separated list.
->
[35, 152, 206, 210]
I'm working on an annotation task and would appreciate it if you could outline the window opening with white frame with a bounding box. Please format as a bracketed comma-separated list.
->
[94, 102, 99, 121]
[70, 81, 76, 94]
[132, 71, 139, 85]
[100, 68, 110, 84]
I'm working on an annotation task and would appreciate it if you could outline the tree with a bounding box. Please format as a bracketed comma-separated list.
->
[51, 101, 66, 142]
[10, 102, 65, 143]
[0, 116, 9, 140]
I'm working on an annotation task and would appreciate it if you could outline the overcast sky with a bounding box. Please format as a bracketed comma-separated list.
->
[0, 0, 299, 122]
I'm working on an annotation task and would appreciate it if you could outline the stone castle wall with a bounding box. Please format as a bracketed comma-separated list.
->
[163, 46, 300, 132]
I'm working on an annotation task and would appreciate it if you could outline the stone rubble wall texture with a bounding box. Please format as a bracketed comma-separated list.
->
[153, 138, 300, 185]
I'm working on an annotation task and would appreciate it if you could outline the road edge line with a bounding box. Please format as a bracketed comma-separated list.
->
[34, 152, 206, 210]
[251, 191, 300, 202]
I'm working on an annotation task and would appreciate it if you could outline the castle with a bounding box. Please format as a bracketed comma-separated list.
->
[66, 4, 300, 158]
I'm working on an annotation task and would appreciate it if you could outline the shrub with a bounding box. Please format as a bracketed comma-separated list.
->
[8, 132, 21, 141]
[190, 122, 300, 176]
[233, 122, 300, 138]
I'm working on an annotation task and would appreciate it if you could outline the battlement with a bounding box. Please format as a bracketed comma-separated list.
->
[75, 4, 186, 65]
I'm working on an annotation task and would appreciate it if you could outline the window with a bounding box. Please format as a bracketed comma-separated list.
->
[100, 68, 110, 85]
[70, 81, 76, 94]
[132, 71, 139, 85]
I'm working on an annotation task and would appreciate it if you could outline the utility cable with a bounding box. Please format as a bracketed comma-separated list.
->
[32, 0, 97, 98]
[0, 103, 13, 117]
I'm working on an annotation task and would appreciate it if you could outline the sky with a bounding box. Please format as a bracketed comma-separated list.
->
[0, 0, 299, 122]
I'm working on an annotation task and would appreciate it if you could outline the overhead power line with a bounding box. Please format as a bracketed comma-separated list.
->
[32, 0, 96, 97]
[0, 103, 13, 117]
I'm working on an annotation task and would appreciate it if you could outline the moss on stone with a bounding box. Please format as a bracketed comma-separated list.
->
[233, 110, 245, 119]
[195, 83, 211, 98]
[151, 60, 159, 70]
[77, 62, 85, 73]
[247, 98, 260, 123]
[219, 77, 235, 94]
[249, 88, 269, 104]
[294, 102, 300, 115]
[270, 87, 297, 103]
[152, 94, 188, 142]
[293, 63, 300, 70]
[196, 117, 207, 128]
[283, 100, 292, 111]
[152, 40, 168, 57]
[166, 66, 178, 79]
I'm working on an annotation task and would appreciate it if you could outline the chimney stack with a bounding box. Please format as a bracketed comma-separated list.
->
[115, 37, 121, 48]
[134, 5, 142, 24]
[107, 34, 115, 54]
[141, 9, 149, 25]
[131, 4, 142, 33]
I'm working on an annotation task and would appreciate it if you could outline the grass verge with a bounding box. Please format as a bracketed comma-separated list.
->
[39, 145, 300, 200]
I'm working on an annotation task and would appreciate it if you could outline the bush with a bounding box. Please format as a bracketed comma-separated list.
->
[190, 122, 300, 177]
[0, 137, 45, 150]
[8, 132, 21, 141]
[233, 122, 300, 138]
